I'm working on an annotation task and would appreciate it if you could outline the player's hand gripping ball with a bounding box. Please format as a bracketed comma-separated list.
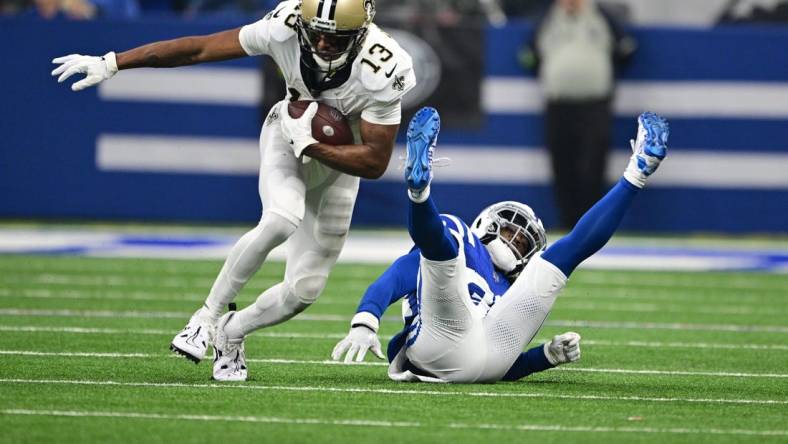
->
[288, 100, 354, 146]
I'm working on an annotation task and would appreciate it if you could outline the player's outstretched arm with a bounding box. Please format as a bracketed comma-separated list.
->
[331, 250, 419, 363]
[51, 28, 246, 92]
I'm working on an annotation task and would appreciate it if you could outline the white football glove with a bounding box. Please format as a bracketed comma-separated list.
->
[280, 101, 319, 159]
[331, 312, 385, 363]
[544, 331, 581, 366]
[51, 52, 118, 92]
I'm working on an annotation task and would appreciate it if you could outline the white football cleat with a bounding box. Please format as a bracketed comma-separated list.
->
[212, 311, 247, 382]
[170, 310, 214, 364]
[624, 111, 669, 188]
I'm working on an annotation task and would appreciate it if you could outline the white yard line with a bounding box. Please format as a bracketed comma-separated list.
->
[0, 273, 371, 289]
[0, 288, 356, 305]
[558, 290, 779, 303]
[557, 367, 788, 378]
[1, 408, 416, 428]
[2, 350, 786, 379]
[2, 408, 787, 436]
[0, 325, 347, 339]
[571, 274, 787, 292]
[544, 320, 788, 333]
[556, 302, 782, 316]
[0, 288, 206, 303]
[3, 288, 781, 315]
[0, 308, 191, 319]
[580, 339, 788, 351]
[1, 271, 785, 292]
[1, 308, 786, 332]
[2, 325, 785, 351]
[0, 378, 785, 405]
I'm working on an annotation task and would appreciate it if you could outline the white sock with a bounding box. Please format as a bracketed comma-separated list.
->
[408, 184, 431, 203]
[201, 213, 297, 323]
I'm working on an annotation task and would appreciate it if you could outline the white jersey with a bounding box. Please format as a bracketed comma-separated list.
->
[239, 0, 416, 130]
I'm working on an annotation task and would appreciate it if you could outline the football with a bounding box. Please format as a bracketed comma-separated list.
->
[288, 100, 354, 146]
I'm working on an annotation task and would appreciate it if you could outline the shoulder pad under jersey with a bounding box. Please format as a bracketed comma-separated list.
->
[358, 25, 417, 103]
[261, 0, 300, 43]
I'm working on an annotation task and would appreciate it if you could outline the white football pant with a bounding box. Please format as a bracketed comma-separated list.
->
[204, 105, 359, 337]
[391, 251, 567, 383]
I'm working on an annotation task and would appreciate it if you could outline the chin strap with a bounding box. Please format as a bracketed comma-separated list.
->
[312, 52, 349, 72]
[486, 238, 517, 275]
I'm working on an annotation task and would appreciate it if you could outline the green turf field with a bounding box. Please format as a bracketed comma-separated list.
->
[0, 254, 786, 443]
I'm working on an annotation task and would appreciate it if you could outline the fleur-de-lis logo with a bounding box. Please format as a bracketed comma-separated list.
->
[392, 75, 405, 92]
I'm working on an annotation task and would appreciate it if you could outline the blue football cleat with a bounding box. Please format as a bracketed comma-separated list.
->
[404, 107, 441, 196]
[634, 111, 669, 173]
[624, 112, 669, 187]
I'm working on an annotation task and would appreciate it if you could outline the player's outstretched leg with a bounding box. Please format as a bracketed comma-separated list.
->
[170, 213, 297, 363]
[405, 106, 440, 202]
[404, 107, 457, 261]
[212, 304, 248, 381]
[544, 111, 669, 277]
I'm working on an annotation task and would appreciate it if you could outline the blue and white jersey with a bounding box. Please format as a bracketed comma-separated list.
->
[353, 214, 511, 362]
[399, 214, 511, 349]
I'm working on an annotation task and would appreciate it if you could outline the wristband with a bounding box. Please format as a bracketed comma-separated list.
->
[350, 311, 379, 333]
[103, 51, 119, 75]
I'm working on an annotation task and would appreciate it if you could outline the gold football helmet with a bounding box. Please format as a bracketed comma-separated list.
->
[297, 0, 376, 74]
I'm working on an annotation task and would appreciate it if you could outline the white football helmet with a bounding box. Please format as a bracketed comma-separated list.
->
[471, 201, 547, 280]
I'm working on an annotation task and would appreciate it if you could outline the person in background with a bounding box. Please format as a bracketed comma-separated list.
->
[717, 0, 788, 24]
[521, 0, 636, 229]
[16, 0, 138, 19]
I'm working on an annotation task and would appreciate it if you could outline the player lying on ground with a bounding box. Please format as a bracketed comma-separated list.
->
[51, 0, 416, 381]
[332, 107, 669, 383]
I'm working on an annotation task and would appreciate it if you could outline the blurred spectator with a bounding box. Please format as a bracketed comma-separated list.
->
[91, 0, 139, 18]
[521, 0, 636, 229]
[1, 0, 27, 15]
[377, 0, 492, 25]
[718, 0, 788, 24]
[4, 0, 139, 18]
[25, 0, 96, 19]
[500, 0, 551, 19]
[183, 0, 270, 17]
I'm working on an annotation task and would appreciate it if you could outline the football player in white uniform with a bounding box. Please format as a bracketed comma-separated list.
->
[332, 107, 669, 383]
[51, 0, 416, 381]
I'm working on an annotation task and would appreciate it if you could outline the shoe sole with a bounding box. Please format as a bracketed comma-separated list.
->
[639, 112, 669, 159]
[211, 376, 247, 382]
[170, 343, 201, 364]
[405, 107, 441, 190]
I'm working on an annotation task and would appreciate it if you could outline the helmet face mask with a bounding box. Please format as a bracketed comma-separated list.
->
[471, 201, 547, 280]
[297, 0, 375, 75]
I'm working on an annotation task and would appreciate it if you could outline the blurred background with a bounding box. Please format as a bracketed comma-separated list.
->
[0, 0, 787, 235]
